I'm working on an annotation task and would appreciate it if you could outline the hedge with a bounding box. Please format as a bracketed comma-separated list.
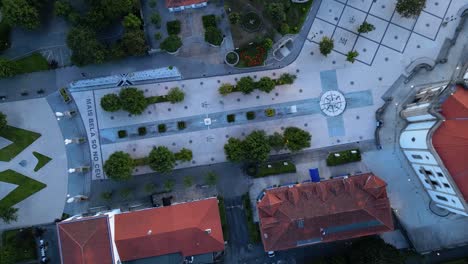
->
[326, 149, 361, 166]
[255, 160, 296, 178]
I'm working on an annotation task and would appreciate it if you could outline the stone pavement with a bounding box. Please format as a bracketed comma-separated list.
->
[0, 98, 68, 229]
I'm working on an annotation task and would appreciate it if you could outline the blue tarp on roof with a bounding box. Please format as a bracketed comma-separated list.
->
[309, 168, 320, 182]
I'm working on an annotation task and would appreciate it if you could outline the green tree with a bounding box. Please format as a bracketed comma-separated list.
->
[219, 83, 234, 96]
[283, 127, 311, 152]
[229, 12, 240, 24]
[350, 237, 404, 264]
[160, 35, 182, 52]
[205, 26, 223, 46]
[175, 148, 192, 162]
[358, 21, 375, 33]
[119, 87, 148, 115]
[0, 58, 18, 78]
[1, 0, 41, 30]
[257, 77, 276, 93]
[54, 0, 73, 17]
[224, 137, 245, 162]
[183, 176, 193, 187]
[268, 132, 285, 152]
[266, 3, 286, 22]
[346, 50, 359, 63]
[120, 29, 148, 56]
[148, 146, 176, 173]
[263, 38, 273, 50]
[144, 183, 156, 193]
[0, 112, 7, 130]
[163, 179, 175, 191]
[396, 0, 426, 18]
[166, 87, 185, 103]
[205, 171, 218, 186]
[0, 206, 18, 223]
[319, 36, 334, 56]
[84, 0, 133, 29]
[100, 94, 121, 112]
[243, 130, 271, 163]
[277, 73, 296, 85]
[122, 13, 142, 30]
[237, 76, 255, 94]
[104, 151, 135, 180]
[67, 27, 106, 66]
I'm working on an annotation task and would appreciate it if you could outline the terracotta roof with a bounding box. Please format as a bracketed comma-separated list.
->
[57, 216, 114, 264]
[165, 0, 206, 8]
[114, 198, 224, 262]
[257, 173, 394, 252]
[433, 85, 468, 201]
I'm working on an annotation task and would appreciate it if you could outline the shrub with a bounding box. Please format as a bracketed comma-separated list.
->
[138, 127, 147, 136]
[227, 114, 235, 123]
[219, 83, 234, 95]
[280, 23, 290, 35]
[166, 20, 181, 35]
[246, 111, 255, 120]
[205, 26, 223, 46]
[319, 36, 334, 56]
[202, 15, 217, 29]
[158, 124, 167, 133]
[101, 94, 121, 112]
[118, 130, 127, 138]
[175, 148, 193, 161]
[154, 32, 162, 40]
[396, 0, 426, 18]
[151, 13, 161, 28]
[346, 50, 359, 63]
[177, 121, 186, 130]
[229, 12, 240, 24]
[205, 171, 218, 186]
[160, 35, 182, 52]
[237, 76, 255, 94]
[265, 108, 276, 117]
[122, 13, 142, 30]
[255, 161, 296, 178]
[277, 73, 296, 85]
[257, 77, 275, 93]
[358, 21, 375, 33]
[226, 51, 238, 64]
[326, 149, 361, 166]
[167, 87, 185, 103]
[263, 38, 273, 50]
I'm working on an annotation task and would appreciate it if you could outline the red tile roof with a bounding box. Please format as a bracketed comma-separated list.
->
[114, 198, 224, 262]
[257, 173, 394, 252]
[432, 86, 468, 201]
[57, 216, 114, 264]
[165, 0, 206, 8]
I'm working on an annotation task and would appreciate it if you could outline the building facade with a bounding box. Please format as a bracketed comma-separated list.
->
[400, 81, 468, 216]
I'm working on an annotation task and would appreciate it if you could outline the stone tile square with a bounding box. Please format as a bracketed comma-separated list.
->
[369, 0, 396, 21]
[309, 18, 336, 42]
[391, 12, 417, 30]
[413, 11, 442, 39]
[338, 6, 367, 33]
[423, 0, 450, 18]
[332, 27, 358, 54]
[317, 0, 345, 25]
[347, 0, 374, 12]
[353, 37, 379, 64]
[381, 23, 411, 52]
[362, 15, 388, 42]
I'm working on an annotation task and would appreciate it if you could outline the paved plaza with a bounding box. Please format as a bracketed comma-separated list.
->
[0, 98, 68, 229]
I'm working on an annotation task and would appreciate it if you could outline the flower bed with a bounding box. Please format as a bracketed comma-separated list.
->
[237, 44, 267, 67]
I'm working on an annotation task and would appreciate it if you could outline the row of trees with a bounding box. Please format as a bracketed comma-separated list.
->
[100, 87, 185, 115]
[219, 73, 296, 95]
[224, 127, 311, 163]
[104, 147, 192, 180]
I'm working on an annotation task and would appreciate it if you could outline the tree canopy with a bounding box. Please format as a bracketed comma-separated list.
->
[122, 13, 141, 30]
[319, 36, 334, 56]
[237, 76, 256, 94]
[120, 29, 148, 56]
[283, 127, 311, 152]
[205, 26, 223, 46]
[1, 0, 42, 30]
[104, 151, 135, 180]
[265, 3, 286, 23]
[119, 87, 148, 115]
[148, 146, 176, 173]
[100, 94, 121, 112]
[257, 77, 276, 93]
[160, 35, 182, 52]
[242, 130, 271, 163]
[166, 87, 185, 103]
[224, 137, 245, 162]
[67, 27, 106, 66]
[0, 58, 18, 78]
[396, 0, 426, 18]
[268, 132, 285, 152]
[175, 148, 192, 162]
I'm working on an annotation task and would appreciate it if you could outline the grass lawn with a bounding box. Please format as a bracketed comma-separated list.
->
[286, 1, 314, 33]
[217, 196, 229, 241]
[32, 151, 52, 172]
[15, 53, 49, 75]
[0, 126, 41, 162]
[0, 170, 47, 208]
[2, 228, 38, 262]
[242, 193, 261, 243]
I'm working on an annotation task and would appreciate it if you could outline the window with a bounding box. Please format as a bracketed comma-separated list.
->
[297, 219, 304, 229]
[436, 195, 448, 201]
[430, 180, 440, 187]
[425, 170, 433, 176]
[437, 172, 444, 177]
[412, 154, 423, 160]
[443, 183, 450, 189]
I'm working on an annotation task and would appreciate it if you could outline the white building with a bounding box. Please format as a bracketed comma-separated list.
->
[399, 81, 468, 216]
[166, 0, 207, 12]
